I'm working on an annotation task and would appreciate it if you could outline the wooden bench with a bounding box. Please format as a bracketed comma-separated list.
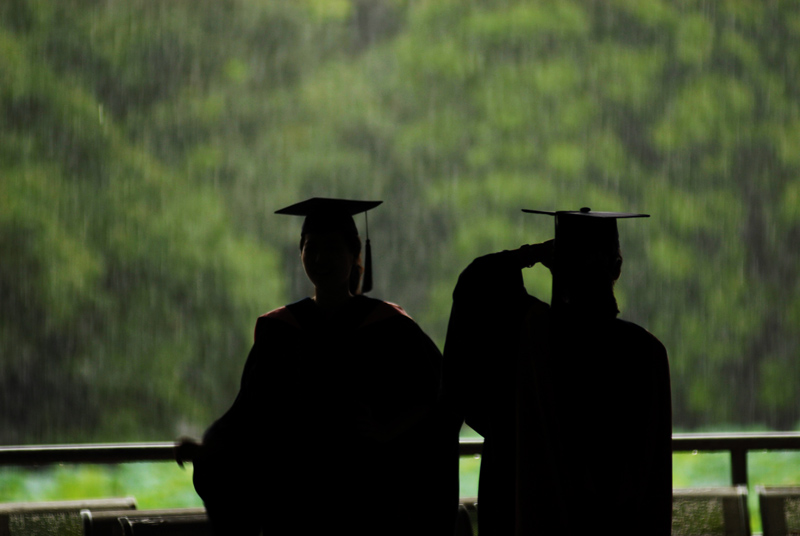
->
[757, 486, 800, 536]
[456, 497, 477, 536]
[672, 486, 751, 536]
[456, 489, 752, 536]
[117, 513, 210, 536]
[82, 508, 207, 536]
[0, 498, 137, 536]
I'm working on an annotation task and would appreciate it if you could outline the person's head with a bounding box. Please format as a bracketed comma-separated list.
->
[299, 229, 363, 295]
[553, 216, 623, 316]
[523, 207, 648, 317]
[276, 197, 382, 295]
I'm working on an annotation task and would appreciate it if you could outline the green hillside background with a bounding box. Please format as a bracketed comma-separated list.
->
[2, 0, 799, 444]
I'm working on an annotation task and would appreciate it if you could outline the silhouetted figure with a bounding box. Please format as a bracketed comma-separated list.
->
[444, 208, 672, 535]
[184, 198, 456, 536]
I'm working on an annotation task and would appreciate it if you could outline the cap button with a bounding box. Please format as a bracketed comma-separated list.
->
[580, 207, 591, 213]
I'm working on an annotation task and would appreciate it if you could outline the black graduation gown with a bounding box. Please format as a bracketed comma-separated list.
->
[194, 295, 457, 536]
[443, 250, 672, 536]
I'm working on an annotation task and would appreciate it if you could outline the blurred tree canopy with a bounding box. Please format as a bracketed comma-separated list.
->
[1, 0, 799, 442]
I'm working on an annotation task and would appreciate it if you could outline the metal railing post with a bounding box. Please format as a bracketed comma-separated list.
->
[731, 448, 748, 487]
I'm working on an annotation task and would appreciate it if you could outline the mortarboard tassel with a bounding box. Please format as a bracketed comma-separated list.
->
[362, 238, 373, 293]
[362, 211, 373, 293]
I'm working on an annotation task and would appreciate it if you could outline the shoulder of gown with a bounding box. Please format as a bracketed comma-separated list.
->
[613, 317, 670, 361]
[356, 296, 414, 328]
[252, 299, 314, 340]
[253, 296, 423, 341]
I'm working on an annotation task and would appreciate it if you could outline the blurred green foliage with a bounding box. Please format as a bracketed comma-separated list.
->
[0, 464, 202, 508]
[1, 0, 800, 445]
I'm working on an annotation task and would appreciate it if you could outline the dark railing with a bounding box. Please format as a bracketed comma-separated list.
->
[671, 432, 800, 486]
[462, 433, 800, 487]
[2, 433, 800, 488]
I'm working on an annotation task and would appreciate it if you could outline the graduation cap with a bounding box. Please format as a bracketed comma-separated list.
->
[522, 207, 649, 311]
[275, 197, 383, 293]
[522, 206, 649, 253]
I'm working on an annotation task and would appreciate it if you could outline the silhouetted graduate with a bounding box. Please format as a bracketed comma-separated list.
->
[185, 198, 456, 536]
[444, 207, 672, 535]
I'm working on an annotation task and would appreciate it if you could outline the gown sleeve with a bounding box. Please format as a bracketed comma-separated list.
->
[443, 250, 541, 437]
[351, 301, 441, 438]
[351, 300, 457, 536]
[193, 311, 299, 507]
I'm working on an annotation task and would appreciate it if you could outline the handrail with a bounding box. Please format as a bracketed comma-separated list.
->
[672, 432, 800, 486]
[0, 442, 178, 466]
[2, 433, 800, 487]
